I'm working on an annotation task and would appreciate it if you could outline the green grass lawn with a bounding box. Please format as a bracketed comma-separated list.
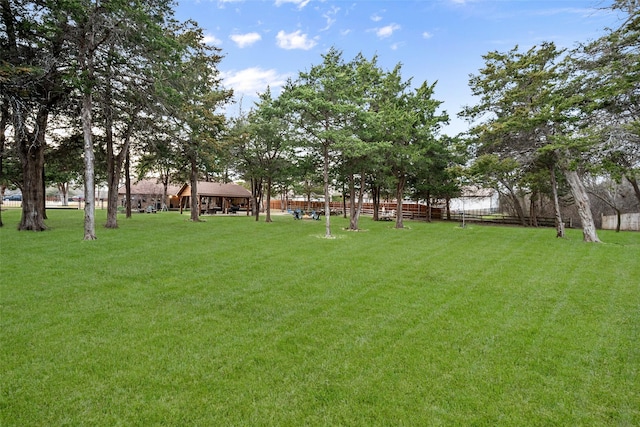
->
[1, 208, 639, 426]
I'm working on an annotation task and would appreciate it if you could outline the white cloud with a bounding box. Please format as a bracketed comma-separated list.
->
[275, 0, 310, 9]
[221, 67, 290, 97]
[230, 32, 262, 48]
[321, 6, 340, 31]
[375, 23, 400, 39]
[276, 30, 317, 50]
[370, 13, 383, 22]
[203, 34, 223, 45]
[422, 31, 433, 39]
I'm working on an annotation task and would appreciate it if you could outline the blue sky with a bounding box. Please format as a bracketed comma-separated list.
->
[174, 0, 622, 134]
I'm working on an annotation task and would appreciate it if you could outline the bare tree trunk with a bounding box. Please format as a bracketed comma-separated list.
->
[549, 163, 565, 238]
[81, 91, 97, 240]
[78, 17, 97, 240]
[564, 169, 600, 242]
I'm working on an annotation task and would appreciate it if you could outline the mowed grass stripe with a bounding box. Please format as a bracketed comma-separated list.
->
[1, 209, 639, 425]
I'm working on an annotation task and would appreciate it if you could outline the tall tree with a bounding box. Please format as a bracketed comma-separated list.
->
[575, 2, 640, 205]
[159, 24, 231, 222]
[462, 43, 601, 241]
[60, 0, 181, 237]
[1, 0, 69, 230]
[243, 89, 293, 222]
[379, 70, 448, 229]
[281, 48, 360, 238]
[342, 54, 388, 231]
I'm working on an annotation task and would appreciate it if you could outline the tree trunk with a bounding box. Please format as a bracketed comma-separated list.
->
[395, 175, 406, 229]
[58, 183, 69, 206]
[342, 183, 347, 219]
[348, 171, 364, 230]
[564, 169, 600, 242]
[82, 91, 97, 240]
[0, 101, 6, 228]
[17, 108, 48, 231]
[42, 164, 47, 220]
[502, 181, 527, 226]
[529, 190, 538, 227]
[105, 130, 134, 227]
[189, 154, 200, 222]
[355, 169, 365, 227]
[125, 149, 132, 218]
[323, 144, 331, 237]
[265, 176, 272, 223]
[18, 140, 46, 231]
[161, 173, 169, 211]
[348, 174, 357, 230]
[104, 104, 117, 228]
[446, 197, 451, 220]
[78, 21, 97, 240]
[372, 184, 380, 221]
[626, 174, 640, 207]
[549, 163, 565, 238]
[251, 177, 261, 221]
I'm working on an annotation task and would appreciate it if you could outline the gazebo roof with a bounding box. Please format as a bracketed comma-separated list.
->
[118, 179, 181, 196]
[177, 182, 251, 198]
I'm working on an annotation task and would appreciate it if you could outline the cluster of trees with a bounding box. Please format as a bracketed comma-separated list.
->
[229, 49, 455, 237]
[2, 0, 637, 243]
[1, 0, 231, 238]
[460, 0, 639, 242]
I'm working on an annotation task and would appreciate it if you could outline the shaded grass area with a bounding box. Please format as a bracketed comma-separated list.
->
[1, 209, 639, 425]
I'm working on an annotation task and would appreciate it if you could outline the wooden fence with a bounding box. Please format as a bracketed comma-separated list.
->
[270, 200, 441, 219]
[270, 200, 571, 228]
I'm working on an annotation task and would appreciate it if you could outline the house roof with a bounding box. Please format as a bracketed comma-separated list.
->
[177, 181, 251, 198]
[118, 179, 181, 196]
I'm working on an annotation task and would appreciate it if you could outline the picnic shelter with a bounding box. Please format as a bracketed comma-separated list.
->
[177, 181, 252, 215]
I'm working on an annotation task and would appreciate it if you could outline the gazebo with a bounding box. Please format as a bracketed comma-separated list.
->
[177, 181, 252, 215]
[118, 179, 182, 211]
